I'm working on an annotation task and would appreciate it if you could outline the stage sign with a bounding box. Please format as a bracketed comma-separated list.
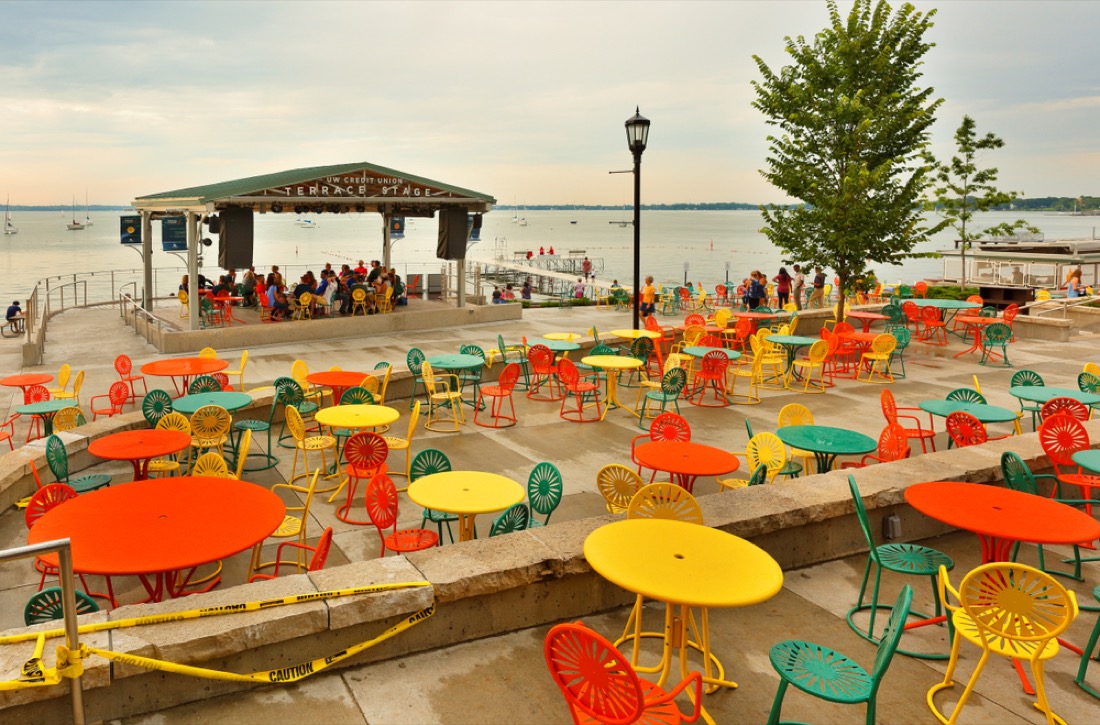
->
[120, 215, 141, 244]
[161, 216, 187, 252]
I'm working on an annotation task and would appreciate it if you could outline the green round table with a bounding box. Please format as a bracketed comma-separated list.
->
[1009, 385, 1100, 407]
[918, 400, 1018, 423]
[775, 425, 877, 472]
[682, 346, 741, 361]
[428, 354, 485, 408]
[16, 399, 76, 437]
[541, 339, 581, 354]
[765, 335, 819, 371]
[171, 391, 253, 415]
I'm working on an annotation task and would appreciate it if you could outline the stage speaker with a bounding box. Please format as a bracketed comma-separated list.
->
[436, 208, 468, 260]
[218, 206, 254, 269]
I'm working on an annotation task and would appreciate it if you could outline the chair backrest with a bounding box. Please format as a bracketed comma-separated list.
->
[527, 344, 554, 372]
[409, 448, 451, 481]
[698, 333, 722, 348]
[557, 357, 581, 388]
[188, 374, 222, 395]
[945, 387, 986, 404]
[746, 463, 769, 486]
[105, 381, 130, 408]
[189, 405, 231, 440]
[290, 359, 311, 389]
[26, 482, 77, 528]
[24, 586, 100, 626]
[1038, 413, 1090, 469]
[52, 407, 85, 432]
[778, 403, 813, 429]
[307, 528, 335, 572]
[713, 308, 732, 328]
[283, 405, 307, 443]
[919, 305, 940, 324]
[627, 482, 704, 524]
[596, 464, 642, 513]
[684, 313, 705, 326]
[198, 346, 217, 359]
[1002, 304, 1019, 324]
[364, 473, 400, 533]
[528, 462, 563, 523]
[192, 452, 231, 477]
[658, 367, 687, 396]
[901, 301, 920, 322]
[682, 326, 705, 348]
[273, 376, 306, 408]
[1084, 362, 1100, 377]
[55, 364, 71, 390]
[747, 432, 791, 477]
[1000, 451, 1040, 495]
[833, 321, 855, 336]
[406, 347, 425, 375]
[629, 336, 654, 361]
[339, 386, 376, 406]
[945, 411, 987, 448]
[890, 326, 911, 350]
[1078, 371, 1100, 396]
[880, 388, 898, 425]
[141, 389, 174, 427]
[978, 305, 997, 318]
[983, 322, 1012, 344]
[25, 384, 50, 404]
[870, 585, 914, 684]
[1040, 396, 1089, 423]
[232, 428, 252, 478]
[913, 281, 928, 296]
[489, 502, 530, 536]
[958, 563, 1076, 645]
[649, 412, 690, 442]
[114, 354, 133, 377]
[804, 339, 828, 363]
[459, 343, 486, 363]
[589, 344, 615, 358]
[965, 294, 983, 304]
[699, 350, 729, 377]
[44, 435, 70, 483]
[870, 334, 896, 356]
[544, 621, 650, 724]
[212, 372, 231, 390]
[876, 423, 909, 462]
[374, 362, 392, 403]
[847, 475, 879, 558]
[1010, 369, 1043, 388]
[344, 432, 389, 473]
[496, 362, 521, 394]
[358, 374, 381, 399]
[156, 411, 190, 435]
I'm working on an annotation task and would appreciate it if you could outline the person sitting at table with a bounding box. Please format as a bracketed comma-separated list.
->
[197, 273, 212, 290]
[241, 266, 257, 307]
[211, 275, 232, 297]
[354, 259, 369, 276]
[393, 272, 406, 306]
[340, 263, 354, 282]
[6, 300, 23, 330]
[521, 278, 532, 300]
[1067, 271, 1083, 298]
[367, 260, 384, 285]
[330, 272, 351, 314]
[270, 265, 283, 288]
[292, 274, 314, 301]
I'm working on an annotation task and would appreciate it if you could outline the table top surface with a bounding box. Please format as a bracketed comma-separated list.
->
[611, 329, 661, 339]
[543, 332, 580, 341]
[1009, 385, 1100, 405]
[407, 471, 525, 515]
[140, 358, 230, 377]
[681, 346, 742, 360]
[633, 441, 741, 477]
[905, 481, 1100, 545]
[581, 355, 643, 370]
[541, 339, 581, 352]
[1072, 450, 1100, 472]
[918, 400, 1018, 423]
[847, 311, 889, 320]
[29, 477, 285, 575]
[1, 373, 53, 387]
[733, 311, 783, 320]
[88, 429, 192, 461]
[675, 324, 723, 333]
[315, 404, 400, 429]
[426, 354, 484, 370]
[954, 315, 997, 325]
[914, 299, 981, 310]
[306, 370, 370, 388]
[776, 425, 878, 455]
[767, 335, 820, 346]
[16, 399, 76, 415]
[838, 331, 879, 343]
[584, 519, 783, 608]
[172, 391, 254, 415]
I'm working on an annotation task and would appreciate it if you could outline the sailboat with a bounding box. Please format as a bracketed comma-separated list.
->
[83, 190, 93, 226]
[518, 204, 528, 226]
[66, 197, 85, 231]
[4, 197, 16, 235]
[511, 197, 519, 223]
[570, 205, 578, 224]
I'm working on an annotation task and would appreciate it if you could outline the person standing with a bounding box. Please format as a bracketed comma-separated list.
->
[574, 278, 586, 298]
[242, 266, 257, 307]
[791, 264, 805, 310]
[748, 272, 766, 310]
[773, 267, 792, 308]
[1067, 271, 1083, 298]
[808, 266, 827, 309]
[582, 256, 592, 281]
[521, 278, 532, 300]
[640, 276, 656, 318]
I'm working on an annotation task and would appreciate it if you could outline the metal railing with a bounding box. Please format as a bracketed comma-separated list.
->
[1027, 295, 1097, 318]
[0, 538, 85, 724]
[119, 292, 173, 346]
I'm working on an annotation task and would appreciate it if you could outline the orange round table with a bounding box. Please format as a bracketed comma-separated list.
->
[29, 476, 284, 604]
[306, 370, 369, 404]
[140, 357, 229, 396]
[633, 441, 740, 494]
[88, 429, 192, 480]
[905, 481, 1100, 562]
[0, 373, 53, 392]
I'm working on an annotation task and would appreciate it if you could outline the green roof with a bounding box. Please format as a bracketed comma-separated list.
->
[133, 161, 495, 204]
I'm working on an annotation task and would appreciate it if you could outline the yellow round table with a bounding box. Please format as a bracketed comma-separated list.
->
[543, 331, 579, 341]
[611, 328, 661, 340]
[407, 471, 525, 542]
[315, 404, 400, 430]
[580, 355, 643, 420]
[585, 519, 783, 712]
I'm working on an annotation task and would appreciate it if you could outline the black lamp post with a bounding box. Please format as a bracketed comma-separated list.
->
[625, 107, 650, 330]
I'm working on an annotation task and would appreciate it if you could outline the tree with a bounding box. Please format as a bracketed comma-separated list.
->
[751, 0, 946, 319]
[928, 115, 1037, 288]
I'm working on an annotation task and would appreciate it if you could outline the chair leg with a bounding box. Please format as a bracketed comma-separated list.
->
[1075, 608, 1100, 699]
[766, 680, 790, 725]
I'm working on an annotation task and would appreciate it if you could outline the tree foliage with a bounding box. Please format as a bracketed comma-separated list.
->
[928, 115, 1038, 287]
[751, 0, 945, 316]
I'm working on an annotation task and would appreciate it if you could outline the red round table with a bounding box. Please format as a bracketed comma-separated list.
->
[846, 310, 888, 332]
[633, 441, 740, 494]
[732, 311, 783, 333]
[905, 481, 1100, 563]
[141, 357, 229, 396]
[88, 429, 192, 480]
[306, 370, 369, 404]
[29, 476, 284, 604]
[1, 373, 53, 393]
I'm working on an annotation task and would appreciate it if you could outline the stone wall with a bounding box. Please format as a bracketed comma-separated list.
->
[4, 413, 1095, 723]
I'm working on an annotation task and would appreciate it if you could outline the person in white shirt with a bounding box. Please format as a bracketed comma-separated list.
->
[792, 264, 806, 310]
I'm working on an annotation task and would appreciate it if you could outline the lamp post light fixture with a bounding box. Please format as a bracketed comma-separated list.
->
[625, 107, 650, 329]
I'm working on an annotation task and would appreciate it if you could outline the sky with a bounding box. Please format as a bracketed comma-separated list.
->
[1, 0, 1097, 207]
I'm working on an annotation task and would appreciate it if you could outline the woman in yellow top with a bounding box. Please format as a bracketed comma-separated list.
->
[640, 275, 656, 318]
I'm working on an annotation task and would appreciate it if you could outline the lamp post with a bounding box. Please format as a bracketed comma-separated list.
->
[625, 107, 650, 330]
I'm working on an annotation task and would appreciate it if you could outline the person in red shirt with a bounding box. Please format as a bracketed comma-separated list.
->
[354, 259, 368, 275]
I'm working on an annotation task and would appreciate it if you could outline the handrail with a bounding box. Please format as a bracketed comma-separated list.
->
[1026, 295, 1096, 318]
[0, 538, 85, 724]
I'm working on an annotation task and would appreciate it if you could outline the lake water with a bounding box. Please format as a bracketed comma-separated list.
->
[3, 208, 1096, 299]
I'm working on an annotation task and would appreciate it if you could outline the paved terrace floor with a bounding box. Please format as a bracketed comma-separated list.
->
[1, 300, 1098, 723]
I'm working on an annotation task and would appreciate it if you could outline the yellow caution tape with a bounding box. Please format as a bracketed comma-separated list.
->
[0, 582, 432, 690]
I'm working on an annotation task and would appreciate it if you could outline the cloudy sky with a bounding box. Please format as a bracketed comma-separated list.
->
[2, 0, 1097, 206]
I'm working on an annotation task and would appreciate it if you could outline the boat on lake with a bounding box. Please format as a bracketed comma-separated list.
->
[3, 197, 16, 235]
[66, 197, 85, 231]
